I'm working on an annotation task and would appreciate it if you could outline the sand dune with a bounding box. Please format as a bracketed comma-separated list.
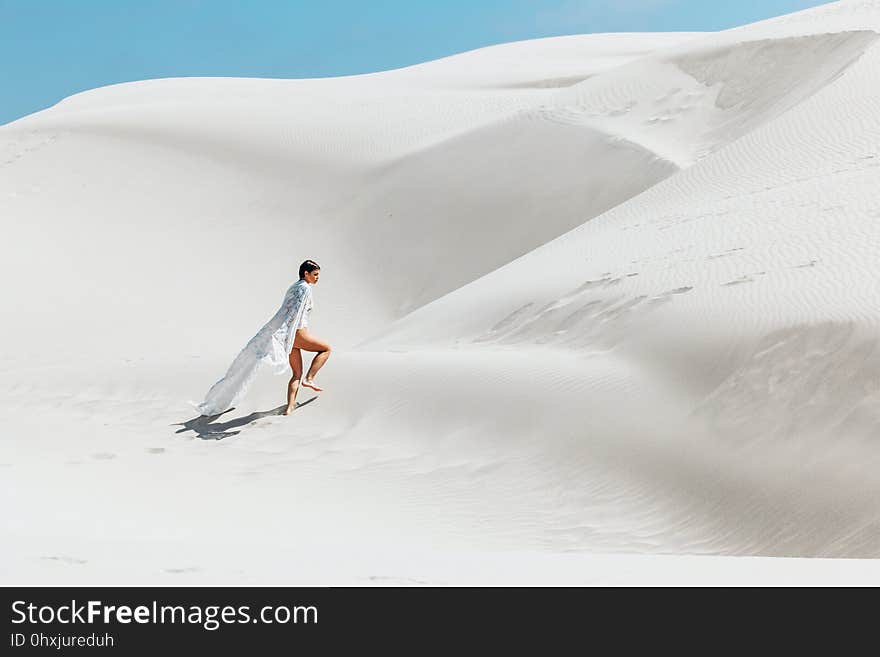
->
[3, 1, 880, 584]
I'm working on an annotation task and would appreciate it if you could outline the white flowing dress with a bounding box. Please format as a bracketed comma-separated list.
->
[191, 278, 313, 416]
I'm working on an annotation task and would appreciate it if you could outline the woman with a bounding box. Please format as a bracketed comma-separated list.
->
[284, 261, 332, 414]
[192, 259, 331, 417]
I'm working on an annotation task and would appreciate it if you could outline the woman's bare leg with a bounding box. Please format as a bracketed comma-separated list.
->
[293, 329, 332, 391]
[283, 347, 303, 415]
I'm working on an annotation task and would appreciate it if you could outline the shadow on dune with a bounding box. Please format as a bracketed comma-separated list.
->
[172, 396, 319, 440]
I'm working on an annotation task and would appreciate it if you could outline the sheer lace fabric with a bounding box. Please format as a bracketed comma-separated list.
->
[191, 279, 313, 416]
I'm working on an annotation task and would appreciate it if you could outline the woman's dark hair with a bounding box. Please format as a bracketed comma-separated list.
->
[299, 259, 320, 279]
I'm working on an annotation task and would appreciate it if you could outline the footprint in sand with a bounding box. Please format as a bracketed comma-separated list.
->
[41, 555, 88, 565]
[722, 272, 767, 286]
[649, 286, 694, 301]
[1, 132, 59, 167]
[531, 276, 630, 329]
[707, 247, 745, 260]
[475, 272, 650, 344]
[91, 452, 116, 460]
[792, 259, 819, 268]
[146, 447, 166, 454]
[555, 299, 603, 331]
[473, 302, 535, 343]
[592, 295, 649, 323]
[163, 567, 201, 574]
[567, 275, 621, 294]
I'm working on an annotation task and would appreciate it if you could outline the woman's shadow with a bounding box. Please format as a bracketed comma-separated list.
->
[173, 396, 319, 440]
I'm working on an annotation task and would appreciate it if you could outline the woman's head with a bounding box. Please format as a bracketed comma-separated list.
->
[299, 259, 320, 283]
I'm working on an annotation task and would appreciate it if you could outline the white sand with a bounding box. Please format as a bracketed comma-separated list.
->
[3, 0, 880, 585]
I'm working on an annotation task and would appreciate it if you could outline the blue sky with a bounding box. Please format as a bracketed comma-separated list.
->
[1, 0, 828, 126]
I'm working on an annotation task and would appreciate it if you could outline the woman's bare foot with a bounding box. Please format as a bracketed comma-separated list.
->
[282, 406, 296, 416]
[302, 378, 323, 392]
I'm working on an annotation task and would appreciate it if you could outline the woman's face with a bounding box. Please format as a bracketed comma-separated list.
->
[304, 269, 320, 284]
